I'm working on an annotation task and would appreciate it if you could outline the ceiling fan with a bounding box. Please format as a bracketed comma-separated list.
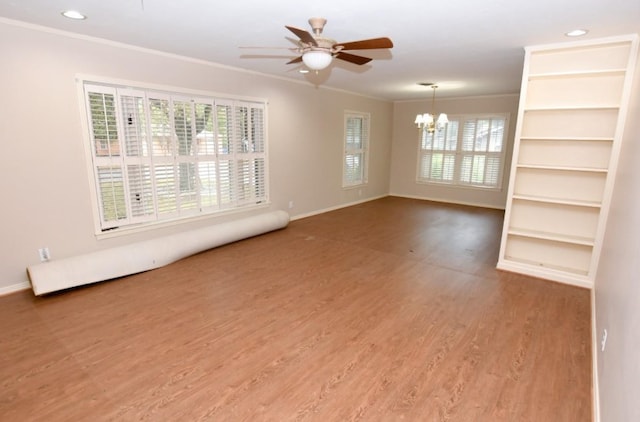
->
[282, 17, 393, 71]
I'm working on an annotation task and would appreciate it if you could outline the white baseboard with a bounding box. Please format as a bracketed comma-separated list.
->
[0, 280, 31, 296]
[290, 194, 388, 221]
[591, 288, 600, 422]
[388, 192, 506, 210]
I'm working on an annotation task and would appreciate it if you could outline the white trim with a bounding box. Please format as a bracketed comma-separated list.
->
[96, 203, 271, 240]
[0, 281, 31, 296]
[290, 195, 388, 221]
[389, 193, 506, 210]
[591, 288, 601, 422]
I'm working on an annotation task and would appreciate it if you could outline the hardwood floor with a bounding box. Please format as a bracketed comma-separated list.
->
[0, 197, 591, 421]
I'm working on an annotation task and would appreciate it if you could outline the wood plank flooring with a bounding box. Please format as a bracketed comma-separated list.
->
[0, 197, 591, 421]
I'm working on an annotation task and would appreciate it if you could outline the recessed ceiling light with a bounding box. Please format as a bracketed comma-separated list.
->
[299, 69, 310, 74]
[61, 10, 87, 20]
[565, 29, 588, 37]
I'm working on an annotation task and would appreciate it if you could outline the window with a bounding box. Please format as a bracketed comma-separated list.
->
[83, 82, 267, 232]
[417, 114, 508, 189]
[343, 112, 370, 187]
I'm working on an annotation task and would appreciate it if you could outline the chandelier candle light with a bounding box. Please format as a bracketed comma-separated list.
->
[415, 83, 448, 133]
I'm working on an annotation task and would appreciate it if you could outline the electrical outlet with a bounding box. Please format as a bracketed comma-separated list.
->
[288, 201, 294, 209]
[601, 329, 608, 352]
[38, 247, 50, 262]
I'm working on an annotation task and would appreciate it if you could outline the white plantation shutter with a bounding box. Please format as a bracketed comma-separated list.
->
[86, 86, 126, 229]
[194, 100, 217, 212]
[343, 112, 370, 187]
[216, 101, 235, 207]
[172, 97, 198, 215]
[83, 82, 268, 232]
[96, 165, 126, 225]
[154, 163, 177, 215]
[418, 121, 458, 183]
[459, 117, 505, 188]
[235, 103, 266, 204]
[120, 90, 155, 223]
[127, 164, 154, 219]
[417, 114, 508, 190]
[250, 106, 267, 200]
[148, 94, 179, 218]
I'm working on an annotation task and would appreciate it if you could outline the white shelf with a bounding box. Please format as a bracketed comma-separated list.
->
[508, 228, 595, 246]
[514, 167, 607, 204]
[504, 235, 593, 276]
[511, 194, 601, 208]
[516, 164, 608, 173]
[524, 105, 620, 111]
[520, 108, 619, 139]
[528, 69, 627, 79]
[517, 139, 612, 170]
[501, 256, 589, 277]
[519, 136, 613, 142]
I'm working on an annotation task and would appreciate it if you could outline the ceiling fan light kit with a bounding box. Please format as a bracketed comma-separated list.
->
[302, 50, 333, 70]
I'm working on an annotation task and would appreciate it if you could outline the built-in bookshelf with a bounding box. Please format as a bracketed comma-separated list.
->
[498, 35, 639, 287]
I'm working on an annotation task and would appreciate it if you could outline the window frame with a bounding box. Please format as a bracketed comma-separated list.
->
[342, 111, 370, 188]
[78, 76, 269, 237]
[416, 113, 509, 190]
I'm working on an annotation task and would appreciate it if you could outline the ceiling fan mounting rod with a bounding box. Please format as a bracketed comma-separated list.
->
[308, 17, 327, 35]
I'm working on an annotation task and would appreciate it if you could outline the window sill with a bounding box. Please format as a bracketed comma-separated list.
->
[95, 202, 271, 240]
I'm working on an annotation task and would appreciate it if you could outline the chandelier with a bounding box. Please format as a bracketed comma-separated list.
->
[414, 83, 448, 133]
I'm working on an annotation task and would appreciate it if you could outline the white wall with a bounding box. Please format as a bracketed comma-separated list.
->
[0, 20, 393, 291]
[390, 95, 520, 209]
[594, 36, 640, 421]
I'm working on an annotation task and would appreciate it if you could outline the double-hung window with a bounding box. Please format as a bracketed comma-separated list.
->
[83, 81, 267, 232]
[417, 114, 508, 189]
[343, 111, 370, 187]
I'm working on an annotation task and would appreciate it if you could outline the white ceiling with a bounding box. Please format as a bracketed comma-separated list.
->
[1, 0, 638, 100]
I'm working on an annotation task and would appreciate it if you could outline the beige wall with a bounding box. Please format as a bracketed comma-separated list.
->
[0, 20, 393, 291]
[594, 36, 640, 421]
[390, 95, 520, 209]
